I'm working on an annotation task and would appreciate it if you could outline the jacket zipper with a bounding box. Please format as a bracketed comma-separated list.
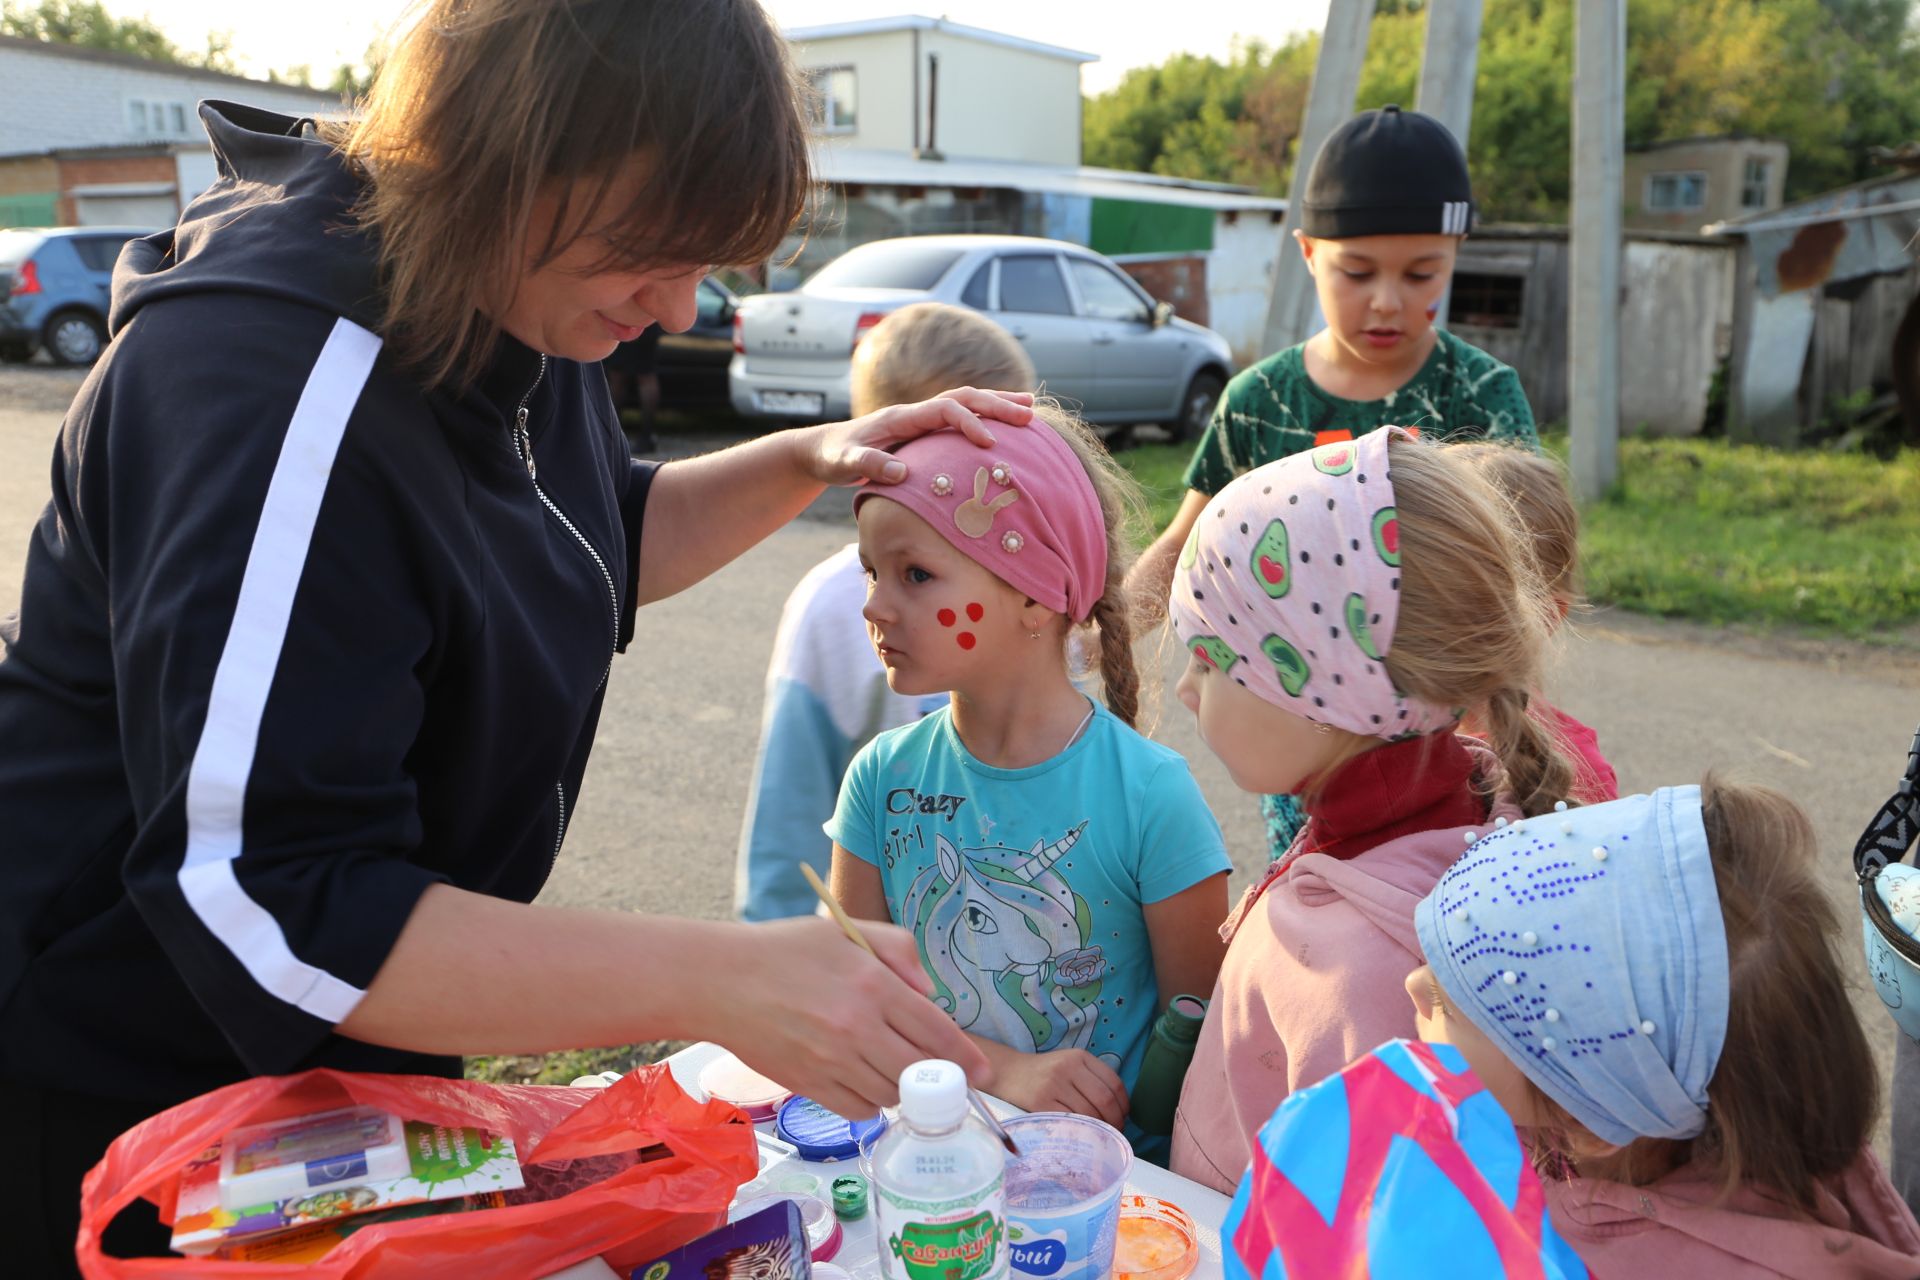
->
[550, 779, 569, 874]
[510, 354, 617, 866]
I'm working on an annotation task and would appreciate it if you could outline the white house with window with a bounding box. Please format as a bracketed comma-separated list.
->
[786, 16, 1094, 166]
[772, 17, 1289, 365]
[1623, 135, 1788, 233]
[0, 35, 344, 227]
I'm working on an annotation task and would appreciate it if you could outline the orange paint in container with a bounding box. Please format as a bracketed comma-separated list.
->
[1114, 1194, 1199, 1280]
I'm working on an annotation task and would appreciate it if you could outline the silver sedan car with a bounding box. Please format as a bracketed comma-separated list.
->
[729, 235, 1234, 438]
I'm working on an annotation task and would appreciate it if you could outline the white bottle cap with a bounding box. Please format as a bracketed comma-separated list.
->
[897, 1059, 969, 1129]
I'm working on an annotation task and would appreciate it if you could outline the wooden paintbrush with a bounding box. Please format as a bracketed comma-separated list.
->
[798, 862, 1021, 1157]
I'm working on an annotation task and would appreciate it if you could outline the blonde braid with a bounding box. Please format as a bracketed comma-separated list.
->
[1090, 589, 1141, 729]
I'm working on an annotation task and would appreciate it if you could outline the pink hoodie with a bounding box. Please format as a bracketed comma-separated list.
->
[1169, 744, 1521, 1193]
[1544, 1152, 1920, 1279]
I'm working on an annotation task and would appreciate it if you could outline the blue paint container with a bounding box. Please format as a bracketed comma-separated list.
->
[774, 1096, 886, 1163]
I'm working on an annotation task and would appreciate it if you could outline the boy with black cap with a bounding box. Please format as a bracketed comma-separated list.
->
[1130, 105, 1540, 859]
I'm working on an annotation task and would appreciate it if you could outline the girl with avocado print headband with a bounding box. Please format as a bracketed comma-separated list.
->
[1164, 426, 1579, 1194]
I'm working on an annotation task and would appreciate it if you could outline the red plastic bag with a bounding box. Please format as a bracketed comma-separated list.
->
[77, 1064, 758, 1279]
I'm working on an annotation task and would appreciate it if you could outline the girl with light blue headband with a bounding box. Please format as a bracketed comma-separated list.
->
[1407, 780, 1920, 1278]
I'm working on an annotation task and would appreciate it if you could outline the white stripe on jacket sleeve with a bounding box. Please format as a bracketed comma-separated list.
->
[176, 316, 384, 1024]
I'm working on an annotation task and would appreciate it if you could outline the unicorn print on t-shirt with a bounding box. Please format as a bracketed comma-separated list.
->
[904, 824, 1119, 1070]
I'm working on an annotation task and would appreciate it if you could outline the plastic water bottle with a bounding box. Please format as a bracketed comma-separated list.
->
[870, 1060, 1009, 1280]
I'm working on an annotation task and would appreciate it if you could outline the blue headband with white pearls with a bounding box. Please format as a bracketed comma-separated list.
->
[1414, 786, 1730, 1147]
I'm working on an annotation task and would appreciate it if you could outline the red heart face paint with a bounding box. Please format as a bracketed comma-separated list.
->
[966, 602, 984, 622]
[957, 633, 977, 650]
[937, 608, 957, 628]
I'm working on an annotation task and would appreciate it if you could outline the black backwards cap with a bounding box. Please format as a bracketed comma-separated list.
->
[1300, 105, 1475, 239]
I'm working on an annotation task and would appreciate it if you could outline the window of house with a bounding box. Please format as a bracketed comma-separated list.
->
[807, 67, 857, 133]
[1447, 272, 1526, 329]
[1646, 170, 1707, 212]
[996, 254, 1073, 315]
[1741, 157, 1771, 210]
[171, 103, 188, 134]
[128, 100, 148, 133]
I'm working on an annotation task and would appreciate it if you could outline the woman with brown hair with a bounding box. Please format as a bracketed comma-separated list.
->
[0, 1, 1004, 1269]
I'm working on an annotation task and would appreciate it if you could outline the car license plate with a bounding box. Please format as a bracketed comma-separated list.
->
[758, 390, 825, 416]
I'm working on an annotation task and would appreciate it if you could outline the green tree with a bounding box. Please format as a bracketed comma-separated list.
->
[1085, 0, 1920, 219]
[1, 0, 236, 73]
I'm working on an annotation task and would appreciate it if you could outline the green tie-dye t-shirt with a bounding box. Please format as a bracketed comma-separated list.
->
[1182, 328, 1538, 495]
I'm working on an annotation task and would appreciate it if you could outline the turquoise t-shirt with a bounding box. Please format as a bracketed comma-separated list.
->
[826, 701, 1230, 1095]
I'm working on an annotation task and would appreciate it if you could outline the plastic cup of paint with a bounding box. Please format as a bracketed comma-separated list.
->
[1002, 1113, 1134, 1280]
[1113, 1195, 1198, 1280]
[854, 1111, 893, 1182]
[699, 1054, 791, 1124]
[730, 1192, 843, 1262]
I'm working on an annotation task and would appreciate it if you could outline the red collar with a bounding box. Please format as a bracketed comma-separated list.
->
[1299, 732, 1487, 860]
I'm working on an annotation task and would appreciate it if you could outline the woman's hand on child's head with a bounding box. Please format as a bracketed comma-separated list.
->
[992, 1047, 1129, 1129]
[716, 916, 992, 1121]
[804, 388, 1034, 487]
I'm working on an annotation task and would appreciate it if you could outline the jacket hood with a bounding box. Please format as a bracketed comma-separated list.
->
[1547, 1153, 1920, 1279]
[111, 101, 382, 336]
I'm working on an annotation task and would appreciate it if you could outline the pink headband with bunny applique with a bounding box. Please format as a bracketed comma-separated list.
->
[853, 418, 1107, 621]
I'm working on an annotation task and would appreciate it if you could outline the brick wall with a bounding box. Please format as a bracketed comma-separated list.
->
[55, 152, 176, 224]
[1117, 256, 1211, 328]
[0, 153, 59, 199]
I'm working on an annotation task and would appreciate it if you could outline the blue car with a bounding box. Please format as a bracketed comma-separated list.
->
[0, 226, 156, 366]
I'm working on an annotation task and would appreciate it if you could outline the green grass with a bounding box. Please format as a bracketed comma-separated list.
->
[465, 1042, 686, 1087]
[1573, 438, 1920, 637]
[1117, 441, 1196, 533]
[1115, 436, 1920, 640]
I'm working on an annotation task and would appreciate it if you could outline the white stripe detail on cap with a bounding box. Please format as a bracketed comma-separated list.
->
[177, 316, 383, 1025]
[1439, 201, 1465, 234]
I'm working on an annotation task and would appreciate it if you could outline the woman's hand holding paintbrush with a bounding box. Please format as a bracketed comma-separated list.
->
[800, 864, 1019, 1155]
[710, 909, 990, 1124]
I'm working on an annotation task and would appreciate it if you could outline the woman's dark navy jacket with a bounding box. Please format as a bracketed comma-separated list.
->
[0, 102, 655, 1103]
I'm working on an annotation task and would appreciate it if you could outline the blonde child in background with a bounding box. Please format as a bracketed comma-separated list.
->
[1409, 781, 1920, 1277]
[1452, 441, 1618, 803]
[1165, 428, 1576, 1192]
[827, 401, 1231, 1148]
[734, 305, 1036, 922]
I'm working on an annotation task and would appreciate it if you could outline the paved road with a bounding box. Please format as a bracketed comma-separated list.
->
[4, 364, 1916, 1147]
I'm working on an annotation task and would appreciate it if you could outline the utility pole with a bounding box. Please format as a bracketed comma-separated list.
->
[1417, 0, 1485, 330]
[1568, 0, 1625, 502]
[1261, 0, 1377, 355]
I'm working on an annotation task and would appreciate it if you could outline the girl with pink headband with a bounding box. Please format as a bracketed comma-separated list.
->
[826, 406, 1231, 1150]
[1164, 427, 1578, 1193]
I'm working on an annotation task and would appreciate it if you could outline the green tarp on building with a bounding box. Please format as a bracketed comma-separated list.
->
[0, 192, 59, 227]
[1087, 197, 1213, 257]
